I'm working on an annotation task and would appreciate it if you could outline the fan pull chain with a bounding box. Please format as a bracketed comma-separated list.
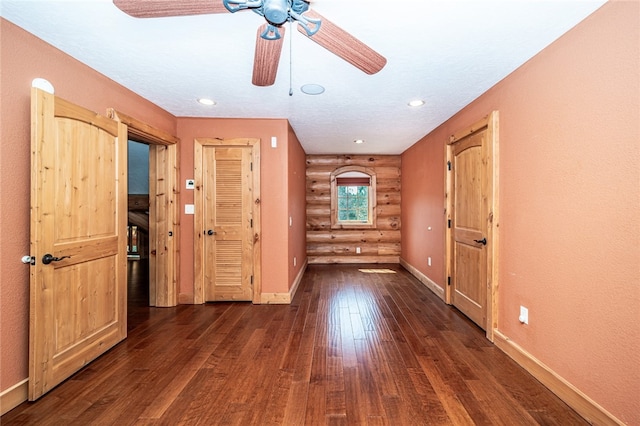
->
[289, 18, 293, 96]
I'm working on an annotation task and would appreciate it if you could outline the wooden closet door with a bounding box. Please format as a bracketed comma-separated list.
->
[203, 145, 254, 301]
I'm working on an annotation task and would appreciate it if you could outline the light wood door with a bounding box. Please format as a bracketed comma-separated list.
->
[148, 143, 179, 307]
[446, 112, 499, 334]
[450, 131, 488, 328]
[195, 141, 256, 302]
[29, 88, 127, 400]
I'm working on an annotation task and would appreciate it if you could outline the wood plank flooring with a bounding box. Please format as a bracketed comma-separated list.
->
[2, 263, 587, 425]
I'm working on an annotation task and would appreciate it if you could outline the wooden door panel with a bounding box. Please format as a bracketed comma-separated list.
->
[54, 121, 117, 240]
[204, 145, 253, 301]
[29, 88, 127, 400]
[53, 257, 118, 352]
[149, 143, 178, 307]
[453, 142, 482, 232]
[450, 129, 487, 329]
[453, 242, 485, 325]
[194, 138, 261, 304]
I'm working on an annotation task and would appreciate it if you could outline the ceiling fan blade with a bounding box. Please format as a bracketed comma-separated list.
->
[113, 0, 228, 18]
[298, 10, 386, 75]
[252, 24, 286, 87]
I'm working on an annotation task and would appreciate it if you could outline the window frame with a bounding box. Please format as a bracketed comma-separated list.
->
[330, 166, 377, 229]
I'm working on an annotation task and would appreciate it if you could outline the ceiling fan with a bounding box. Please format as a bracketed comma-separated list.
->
[113, 0, 387, 86]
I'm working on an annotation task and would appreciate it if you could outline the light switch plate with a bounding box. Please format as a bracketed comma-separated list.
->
[519, 306, 529, 324]
[185, 204, 195, 215]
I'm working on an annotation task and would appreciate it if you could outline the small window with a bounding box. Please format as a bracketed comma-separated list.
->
[331, 167, 376, 229]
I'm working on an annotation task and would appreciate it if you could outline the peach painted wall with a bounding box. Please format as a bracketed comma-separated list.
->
[0, 19, 176, 393]
[287, 123, 307, 284]
[401, 2, 639, 424]
[176, 118, 295, 297]
[401, 140, 446, 287]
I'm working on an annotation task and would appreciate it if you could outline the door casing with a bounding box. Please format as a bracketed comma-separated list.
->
[108, 109, 180, 307]
[445, 111, 499, 341]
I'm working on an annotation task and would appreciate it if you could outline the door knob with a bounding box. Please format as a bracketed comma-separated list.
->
[42, 253, 71, 265]
[473, 238, 487, 246]
[207, 229, 216, 236]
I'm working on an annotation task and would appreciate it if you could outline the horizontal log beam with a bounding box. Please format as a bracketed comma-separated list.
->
[306, 155, 401, 167]
[308, 255, 400, 264]
[307, 215, 400, 231]
[307, 230, 400, 244]
[307, 243, 400, 256]
[306, 167, 400, 180]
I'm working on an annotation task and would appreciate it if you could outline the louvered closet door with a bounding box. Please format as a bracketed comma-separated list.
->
[203, 146, 254, 301]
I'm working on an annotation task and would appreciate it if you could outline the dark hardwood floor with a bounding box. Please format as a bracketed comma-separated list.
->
[2, 263, 586, 425]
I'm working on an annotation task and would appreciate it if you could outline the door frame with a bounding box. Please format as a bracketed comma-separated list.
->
[445, 111, 499, 341]
[193, 138, 262, 304]
[108, 109, 180, 307]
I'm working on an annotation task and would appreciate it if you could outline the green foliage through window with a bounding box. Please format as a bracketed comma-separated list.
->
[337, 186, 369, 222]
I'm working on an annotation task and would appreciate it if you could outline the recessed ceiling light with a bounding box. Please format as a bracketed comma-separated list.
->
[354, 139, 365, 144]
[301, 84, 325, 95]
[408, 99, 425, 107]
[197, 98, 216, 106]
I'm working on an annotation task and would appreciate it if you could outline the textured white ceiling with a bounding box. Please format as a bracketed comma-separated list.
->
[1, 0, 606, 154]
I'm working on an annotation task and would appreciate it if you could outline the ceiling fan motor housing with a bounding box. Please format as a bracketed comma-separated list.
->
[263, 0, 289, 25]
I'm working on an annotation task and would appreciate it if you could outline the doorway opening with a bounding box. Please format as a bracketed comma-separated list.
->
[108, 108, 180, 312]
[127, 140, 151, 323]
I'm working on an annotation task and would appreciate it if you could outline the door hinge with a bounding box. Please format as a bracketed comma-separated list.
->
[447, 161, 451, 171]
[447, 276, 451, 286]
[250, 218, 253, 228]
[250, 162, 253, 171]
[448, 219, 451, 229]
[250, 275, 254, 284]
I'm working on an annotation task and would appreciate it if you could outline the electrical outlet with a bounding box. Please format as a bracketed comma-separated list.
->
[428, 257, 432, 266]
[293, 256, 297, 267]
[356, 247, 361, 254]
[519, 306, 529, 324]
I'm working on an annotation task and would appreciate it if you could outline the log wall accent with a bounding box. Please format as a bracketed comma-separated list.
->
[306, 155, 401, 263]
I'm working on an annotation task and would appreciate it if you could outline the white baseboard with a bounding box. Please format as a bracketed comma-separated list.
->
[261, 258, 308, 304]
[1, 379, 28, 416]
[493, 330, 623, 426]
[399, 257, 445, 301]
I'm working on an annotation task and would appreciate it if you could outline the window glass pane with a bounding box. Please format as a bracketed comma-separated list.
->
[337, 185, 369, 223]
